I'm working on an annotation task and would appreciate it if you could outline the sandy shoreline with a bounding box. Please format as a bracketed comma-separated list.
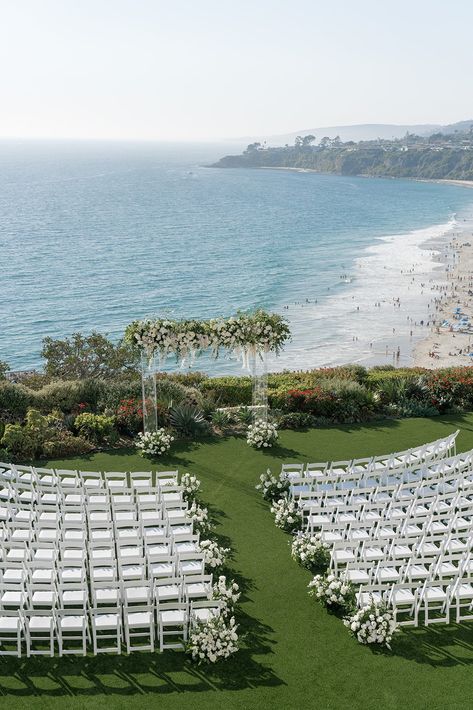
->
[413, 204, 473, 368]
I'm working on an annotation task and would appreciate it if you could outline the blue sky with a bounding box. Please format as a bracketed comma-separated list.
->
[1, 0, 472, 141]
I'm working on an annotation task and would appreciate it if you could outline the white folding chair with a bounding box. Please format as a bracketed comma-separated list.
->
[157, 602, 188, 651]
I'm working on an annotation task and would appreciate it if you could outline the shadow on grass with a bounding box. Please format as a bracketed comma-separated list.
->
[372, 622, 473, 667]
[0, 604, 283, 698]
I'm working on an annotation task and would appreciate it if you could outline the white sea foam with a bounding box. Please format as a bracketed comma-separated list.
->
[269, 217, 459, 371]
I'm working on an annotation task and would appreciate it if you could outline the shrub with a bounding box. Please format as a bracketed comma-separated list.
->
[42, 433, 94, 458]
[74, 412, 117, 444]
[281, 379, 374, 423]
[1, 423, 36, 460]
[0, 381, 32, 421]
[200, 377, 253, 406]
[277, 412, 318, 429]
[116, 397, 143, 435]
[35, 379, 106, 414]
[97, 380, 142, 410]
[170, 404, 209, 437]
[0, 407, 92, 461]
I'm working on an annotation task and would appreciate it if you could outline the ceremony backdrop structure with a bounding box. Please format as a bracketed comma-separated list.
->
[125, 310, 290, 432]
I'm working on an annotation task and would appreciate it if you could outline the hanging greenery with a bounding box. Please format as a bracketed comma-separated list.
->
[125, 309, 290, 365]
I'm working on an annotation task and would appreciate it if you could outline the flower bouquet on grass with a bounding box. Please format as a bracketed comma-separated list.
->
[291, 531, 330, 572]
[135, 429, 174, 457]
[344, 599, 398, 648]
[256, 468, 290, 501]
[187, 614, 239, 664]
[246, 419, 278, 449]
[188, 500, 212, 535]
[199, 539, 230, 571]
[308, 573, 355, 614]
[180, 472, 201, 501]
[212, 575, 241, 616]
[270, 496, 302, 533]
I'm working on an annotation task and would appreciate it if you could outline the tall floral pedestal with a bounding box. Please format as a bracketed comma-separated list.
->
[250, 351, 268, 423]
[141, 352, 158, 433]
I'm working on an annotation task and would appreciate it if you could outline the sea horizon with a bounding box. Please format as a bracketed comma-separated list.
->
[2, 140, 473, 376]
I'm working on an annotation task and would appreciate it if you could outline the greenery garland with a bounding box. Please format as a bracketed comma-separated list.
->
[125, 309, 290, 361]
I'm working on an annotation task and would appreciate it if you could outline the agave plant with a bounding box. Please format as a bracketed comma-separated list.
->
[170, 404, 208, 437]
[235, 407, 253, 425]
[211, 409, 231, 430]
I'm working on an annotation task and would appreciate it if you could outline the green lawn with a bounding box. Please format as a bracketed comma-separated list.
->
[4, 414, 473, 710]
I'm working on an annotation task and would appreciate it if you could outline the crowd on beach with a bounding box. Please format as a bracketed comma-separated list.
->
[277, 216, 473, 370]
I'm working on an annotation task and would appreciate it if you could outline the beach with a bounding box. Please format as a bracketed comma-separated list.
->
[414, 208, 473, 368]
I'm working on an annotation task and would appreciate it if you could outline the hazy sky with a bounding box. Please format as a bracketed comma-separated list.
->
[1, 0, 472, 141]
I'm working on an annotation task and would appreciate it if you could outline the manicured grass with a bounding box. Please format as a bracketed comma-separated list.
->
[4, 414, 473, 709]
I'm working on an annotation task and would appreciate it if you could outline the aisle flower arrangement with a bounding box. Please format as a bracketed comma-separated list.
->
[187, 615, 239, 664]
[180, 472, 201, 501]
[270, 496, 302, 532]
[291, 531, 330, 571]
[188, 500, 212, 535]
[212, 575, 241, 615]
[344, 600, 398, 648]
[125, 309, 290, 364]
[135, 429, 174, 457]
[199, 539, 230, 571]
[247, 419, 278, 449]
[308, 573, 355, 613]
[255, 468, 290, 500]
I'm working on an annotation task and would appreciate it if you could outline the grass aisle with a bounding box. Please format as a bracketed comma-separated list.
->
[3, 414, 473, 709]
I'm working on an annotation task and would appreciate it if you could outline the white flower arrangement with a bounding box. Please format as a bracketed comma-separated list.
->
[125, 310, 291, 364]
[270, 496, 302, 533]
[135, 429, 174, 457]
[188, 500, 212, 534]
[291, 531, 330, 571]
[344, 600, 398, 648]
[180, 472, 201, 501]
[187, 614, 239, 664]
[247, 419, 278, 449]
[255, 468, 289, 500]
[212, 575, 241, 616]
[308, 573, 355, 612]
[199, 539, 230, 570]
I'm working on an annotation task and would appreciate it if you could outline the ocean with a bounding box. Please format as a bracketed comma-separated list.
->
[2, 140, 473, 375]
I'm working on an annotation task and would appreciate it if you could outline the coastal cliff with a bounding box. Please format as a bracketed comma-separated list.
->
[212, 133, 473, 180]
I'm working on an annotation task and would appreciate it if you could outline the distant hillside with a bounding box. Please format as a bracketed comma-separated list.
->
[233, 120, 473, 146]
[212, 131, 473, 181]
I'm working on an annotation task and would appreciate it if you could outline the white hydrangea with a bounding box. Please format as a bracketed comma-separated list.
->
[187, 615, 239, 664]
[199, 539, 230, 570]
[255, 468, 289, 501]
[270, 496, 302, 532]
[180, 472, 201, 501]
[291, 531, 330, 570]
[344, 600, 398, 648]
[188, 500, 212, 534]
[308, 573, 355, 612]
[135, 429, 174, 457]
[247, 419, 279, 449]
[212, 575, 241, 615]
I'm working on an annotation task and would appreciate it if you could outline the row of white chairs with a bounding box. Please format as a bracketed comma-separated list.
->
[0, 464, 223, 655]
[0, 599, 222, 657]
[282, 431, 458, 483]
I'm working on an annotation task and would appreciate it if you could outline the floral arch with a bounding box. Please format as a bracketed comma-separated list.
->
[125, 310, 290, 432]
